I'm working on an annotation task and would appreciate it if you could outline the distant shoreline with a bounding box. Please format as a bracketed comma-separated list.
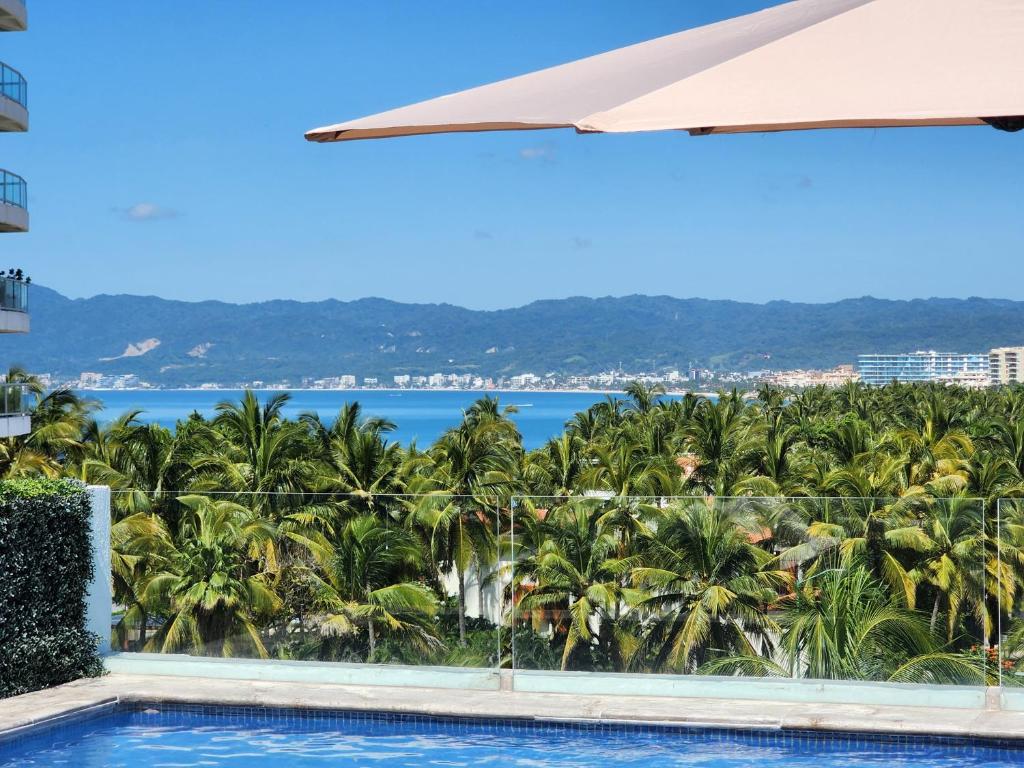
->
[76, 387, 723, 398]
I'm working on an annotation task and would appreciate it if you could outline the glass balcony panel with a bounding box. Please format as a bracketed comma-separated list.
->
[0, 382, 33, 415]
[0, 276, 28, 311]
[0, 169, 27, 209]
[0, 62, 27, 108]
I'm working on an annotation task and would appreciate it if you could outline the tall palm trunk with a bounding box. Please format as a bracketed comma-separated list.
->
[367, 618, 376, 659]
[457, 563, 467, 646]
[477, 566, 486, 621]
[137, 608, 147, 652]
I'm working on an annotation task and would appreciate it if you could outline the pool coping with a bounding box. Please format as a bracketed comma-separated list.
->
[2, 673, 1024, 747]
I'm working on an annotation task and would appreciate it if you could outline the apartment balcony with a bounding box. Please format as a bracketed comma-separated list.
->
[0, 62, 27, 131]
[0, 274, 28, 333]
[0, 0, 26, 32]
[0, 382, 32, 437]
[0, 170, 27, 233]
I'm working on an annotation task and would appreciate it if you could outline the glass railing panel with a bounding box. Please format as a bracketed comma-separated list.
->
[997, 498, 1024, 702]
[103, 488, 987, 692]
[108, 491, 502, 678]
[0, 170, 27, 209]
[509, 495, 987, 689]
[0, 277, 28, 311]
[0, 382, 33, 415]
[0, 62, 27, 108]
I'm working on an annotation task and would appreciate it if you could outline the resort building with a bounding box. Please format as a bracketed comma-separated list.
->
[857, 351, 989, 387]
[0, 0, 30, 438]
[764, 364, 859, 389]
[989, 346, 1024, 385]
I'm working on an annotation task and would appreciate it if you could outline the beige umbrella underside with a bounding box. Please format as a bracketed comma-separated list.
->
[306, 0, 1024, 143]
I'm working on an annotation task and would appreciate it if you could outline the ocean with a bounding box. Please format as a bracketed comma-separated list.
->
[80, 389, 633, 450]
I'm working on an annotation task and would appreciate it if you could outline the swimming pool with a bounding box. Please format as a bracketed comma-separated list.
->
[2, 703, 1023, 767]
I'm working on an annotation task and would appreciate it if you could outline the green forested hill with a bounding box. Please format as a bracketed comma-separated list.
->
[7, 287, 1024, 385]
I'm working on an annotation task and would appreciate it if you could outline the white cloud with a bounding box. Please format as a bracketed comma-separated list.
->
[518, 141, 557, 162]
[119, 202, 179, 221]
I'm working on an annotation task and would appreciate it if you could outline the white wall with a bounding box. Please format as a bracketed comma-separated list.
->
[0, 414, 30, 437]
[0, 307, 29, 333]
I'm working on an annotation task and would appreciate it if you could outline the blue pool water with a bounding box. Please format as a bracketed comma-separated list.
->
[2, 705, 1023, 767]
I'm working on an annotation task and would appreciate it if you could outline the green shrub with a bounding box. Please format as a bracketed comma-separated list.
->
[0, 478, 103, 697]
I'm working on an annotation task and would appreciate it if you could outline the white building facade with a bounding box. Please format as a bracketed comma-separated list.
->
[0, 0, 31, 437]
[857, 351, 989, 387]
[989, 347, 1024, 385]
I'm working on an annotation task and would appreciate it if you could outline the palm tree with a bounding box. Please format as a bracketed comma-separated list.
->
[632, 499, 790, 672]
[196, 391, 316, 520]
[780, 495, 931, 608]
[524, 432, 587, 499]
[910, 496, 988, 642]
[516, 500, 641, 671]
[427, 397, 520, 645]
[622, 381, 665, 415]
[300, 514, 437, 660]
[298, 404, 407, 529]
[684, 394, 754, 495]
[0, 371, 97, 477]
[141, 495, 280, 657]
[82, 411, 209, 532]
[110, 508, 170, 651]
[703, 567, 983, 684]
[579, 435, 676, 498]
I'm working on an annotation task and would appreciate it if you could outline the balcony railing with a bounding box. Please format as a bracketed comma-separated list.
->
[0, 276, 27, 312]
[0, 169, 26, 209]
[0, 382, 33, 416]
[0, 62, 26, 108]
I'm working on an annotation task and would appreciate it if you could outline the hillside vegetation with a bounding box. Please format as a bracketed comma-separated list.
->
[9, 288, 1024, 385]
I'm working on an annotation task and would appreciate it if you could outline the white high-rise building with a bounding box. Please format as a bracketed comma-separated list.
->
[989, 347, 1024, 385]
[0, 0, 31, 438]
[857, 351, 989, 387]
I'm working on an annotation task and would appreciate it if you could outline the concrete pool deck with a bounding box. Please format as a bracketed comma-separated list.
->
[3, 673, 1024, 742]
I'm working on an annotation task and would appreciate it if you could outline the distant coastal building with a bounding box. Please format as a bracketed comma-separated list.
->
[0, 1, 30, 437]
[765, 365, 859, 389]
[989, 347, 1024, 385]
[857, 351, 988, 387]
[510, 373, 541, 388]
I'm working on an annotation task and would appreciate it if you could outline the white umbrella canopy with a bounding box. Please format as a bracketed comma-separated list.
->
[306, 0, 1024, 144]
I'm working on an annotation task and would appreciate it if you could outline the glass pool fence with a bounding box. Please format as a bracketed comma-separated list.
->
[109, 492, 1004, 690]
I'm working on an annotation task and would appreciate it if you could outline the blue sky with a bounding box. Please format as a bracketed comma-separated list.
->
[3, 1, 1021, 309]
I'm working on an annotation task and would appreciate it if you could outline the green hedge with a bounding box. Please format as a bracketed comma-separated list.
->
[0, 478, 103, 697]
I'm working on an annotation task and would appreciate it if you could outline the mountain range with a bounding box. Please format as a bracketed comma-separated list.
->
[5, 287, 1024, 386]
